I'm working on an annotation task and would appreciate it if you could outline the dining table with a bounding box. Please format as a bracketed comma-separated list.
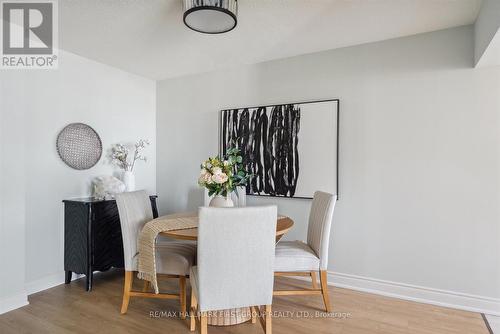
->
[158, 212, 294, 326]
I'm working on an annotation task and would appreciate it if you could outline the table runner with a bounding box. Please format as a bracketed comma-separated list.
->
[137, 213, 198, 293]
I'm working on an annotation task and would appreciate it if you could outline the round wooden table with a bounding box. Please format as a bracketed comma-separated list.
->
[160, 215, 294, 326]
[161, 216, 294, 242]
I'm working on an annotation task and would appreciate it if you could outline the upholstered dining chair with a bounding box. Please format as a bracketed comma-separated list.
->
[273, 191, 337, 312]
[190, 206, 277, 334]
[115, 190, 196, 319]
[203, 187, 246, 207]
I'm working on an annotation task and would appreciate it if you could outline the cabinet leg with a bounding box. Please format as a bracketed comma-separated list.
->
[86, 272, 93, 291]
[65, 271, 72, 284]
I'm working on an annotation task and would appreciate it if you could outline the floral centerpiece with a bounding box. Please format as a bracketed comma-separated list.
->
[198, 147, 252, 207]
[110, 139, 150, 191]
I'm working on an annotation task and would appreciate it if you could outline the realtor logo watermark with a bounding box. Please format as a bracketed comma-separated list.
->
[1, 0, 58, 69]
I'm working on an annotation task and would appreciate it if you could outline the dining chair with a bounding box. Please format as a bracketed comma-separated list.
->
[273, 191, 337, 312]
[115, 190, 196, 319]
[190, 206, 277, 334]
[203, 186, 246, 207]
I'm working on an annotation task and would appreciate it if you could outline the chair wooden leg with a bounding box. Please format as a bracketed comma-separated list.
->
[200, 312, 208, 334]
[179, 276, 187, 320]
[319, 270, 332, 312]
[121, 271, 133, 314]
[264, 305, 272, 334]
[310, 271, 318, 289]
[142, 280, 150, 292]
[190, 291, 197, 331]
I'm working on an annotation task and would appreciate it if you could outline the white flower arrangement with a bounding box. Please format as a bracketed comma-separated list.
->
[110, 139, 150, 172]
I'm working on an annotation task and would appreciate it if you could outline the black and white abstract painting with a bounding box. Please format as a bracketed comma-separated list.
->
[219, 100, 339, 199]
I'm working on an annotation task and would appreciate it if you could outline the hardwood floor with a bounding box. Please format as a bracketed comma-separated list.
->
[0, 269, 488, 334]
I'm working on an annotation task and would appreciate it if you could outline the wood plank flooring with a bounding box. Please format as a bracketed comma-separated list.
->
[0, 269, 489, 334]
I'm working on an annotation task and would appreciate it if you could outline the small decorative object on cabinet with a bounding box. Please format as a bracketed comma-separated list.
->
[92, 175, 126, 200]
[63, 195, 158, 291]
[198, 147, 251, 208]
[122, 171, 135, 192]
[110, 139, 150, 191]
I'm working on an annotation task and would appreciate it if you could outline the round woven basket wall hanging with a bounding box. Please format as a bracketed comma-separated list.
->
[56, 123, 102, 170]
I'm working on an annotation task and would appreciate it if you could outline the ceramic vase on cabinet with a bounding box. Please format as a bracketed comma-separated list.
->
[209, 195, 234, 208]
[123, 171, 135, 191]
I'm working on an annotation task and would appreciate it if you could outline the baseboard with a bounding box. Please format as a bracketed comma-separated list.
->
[26, 272, 84, 296]
[328, 271, 500, 316]
[0, 291, 28, 315]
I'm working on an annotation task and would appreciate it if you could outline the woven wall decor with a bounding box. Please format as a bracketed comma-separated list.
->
[56, 123, 102, 170]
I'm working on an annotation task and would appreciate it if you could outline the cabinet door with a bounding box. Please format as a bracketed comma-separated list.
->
[64, 203, 89, 274]
[91, 202, 124, 271]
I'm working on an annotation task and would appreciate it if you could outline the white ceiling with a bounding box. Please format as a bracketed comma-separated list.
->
[60, 0, 482, 80]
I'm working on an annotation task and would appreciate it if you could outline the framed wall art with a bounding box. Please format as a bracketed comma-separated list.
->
[219, 99, 339, 199]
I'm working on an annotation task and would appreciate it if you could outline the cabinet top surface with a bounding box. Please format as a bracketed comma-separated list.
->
[63, 195, 157, 204]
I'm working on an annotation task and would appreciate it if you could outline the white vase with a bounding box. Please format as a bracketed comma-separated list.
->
[209, 195, 234, 208]
[123, 171, 135, 191]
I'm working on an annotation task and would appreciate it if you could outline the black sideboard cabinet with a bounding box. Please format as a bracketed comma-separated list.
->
[63, 196, 158, 291]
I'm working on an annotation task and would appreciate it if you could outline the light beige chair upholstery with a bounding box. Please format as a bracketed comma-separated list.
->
[204, 187, 246, 207]
[274, 241, 320, 272]
[273, 191, 337, 312]
[115, 190, 196, 318]
[190, 206, 277, 334]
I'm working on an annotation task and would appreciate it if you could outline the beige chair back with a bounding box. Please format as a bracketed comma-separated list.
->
[197, 206, 277, 311]
[115, 190, 153, 271]
[306, 191, 337, 270]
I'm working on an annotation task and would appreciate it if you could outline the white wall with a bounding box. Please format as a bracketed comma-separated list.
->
[0, 74, 28, 313]
[157, 26, 500, 312]
[0, 50, 156, 304]
[474, 0, 500, 66]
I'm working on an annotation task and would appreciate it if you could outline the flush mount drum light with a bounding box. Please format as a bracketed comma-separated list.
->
[183, 0, 237, 34]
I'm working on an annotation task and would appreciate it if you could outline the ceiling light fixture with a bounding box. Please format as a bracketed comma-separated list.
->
[183, 0, 238, 34]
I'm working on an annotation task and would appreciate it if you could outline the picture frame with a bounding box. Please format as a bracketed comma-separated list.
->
[219, 99, 339, 199]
